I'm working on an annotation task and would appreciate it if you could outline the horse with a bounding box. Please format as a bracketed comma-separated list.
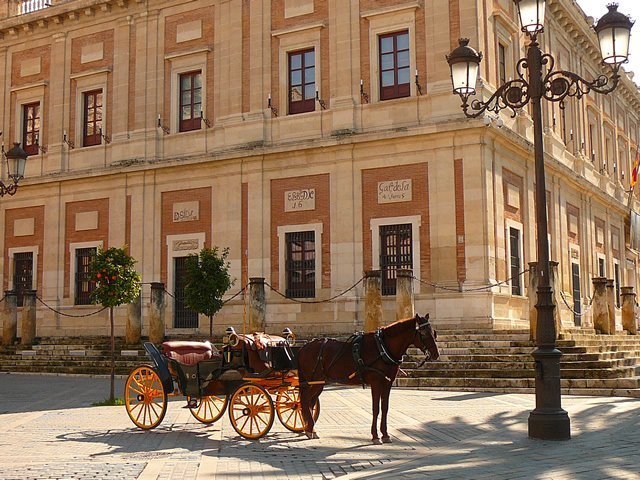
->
[297, 313, 439, 444]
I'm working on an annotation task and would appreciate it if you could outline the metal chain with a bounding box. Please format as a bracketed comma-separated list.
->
[36, 296, 107, 318]
[558, 291, 594, 317]
[163, 284, 249, 307]
[414, 268, 530, 293]
[264, 276, 365, 304]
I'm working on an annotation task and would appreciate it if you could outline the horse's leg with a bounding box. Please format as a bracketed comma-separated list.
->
[301, 384, 322, 439]
[380, 384, 392, 443]
[370, 382, 382, 444]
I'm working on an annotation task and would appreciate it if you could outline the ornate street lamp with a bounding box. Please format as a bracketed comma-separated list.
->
[1, 142, 28, 197]
[447, 2, 633, 441]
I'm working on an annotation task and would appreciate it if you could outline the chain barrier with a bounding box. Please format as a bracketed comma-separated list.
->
[162, 284, 249, 308]
[264, 276, 365, 304]
[36, 296, 107, 317]
[413, 268, 530, 293]
[558, 291, 594, 317]
[0, 295, 5, 304]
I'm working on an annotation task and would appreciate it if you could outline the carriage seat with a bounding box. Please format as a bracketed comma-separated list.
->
[162, 340, 219, 365]
[241, 333, 287, 351]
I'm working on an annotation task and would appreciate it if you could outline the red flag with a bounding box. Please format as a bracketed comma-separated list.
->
[631, 150, 640, 189]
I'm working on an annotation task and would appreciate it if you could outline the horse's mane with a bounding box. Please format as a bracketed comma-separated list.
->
[380, 315, 417, 335]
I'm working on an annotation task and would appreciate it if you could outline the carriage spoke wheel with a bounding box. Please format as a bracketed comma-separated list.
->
[189, 395, 228, 424]
[228, 383, 274, 439]
[275, 386, 320, 433]
[124, 365, 167, 430]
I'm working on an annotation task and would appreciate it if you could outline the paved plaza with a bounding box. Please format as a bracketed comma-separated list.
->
[0, 372, 638, 479]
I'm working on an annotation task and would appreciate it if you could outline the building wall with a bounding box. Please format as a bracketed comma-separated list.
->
[0, 0, 639, 337]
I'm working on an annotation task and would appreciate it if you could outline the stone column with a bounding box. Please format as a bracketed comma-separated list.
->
[591, 277, 610, 334]
[364, 270, 382, 332]
[126, 293, 142, 345]
[395, 269, 415, 321]
[148, 282, 165, 344]
[249, 277, 266, 332]
[21, 290, 37, 346]
[2, 291, 17, 346]
[621, 287, 637, 335]
[606, 279, 616, 334]
[528, 262, 562, 341]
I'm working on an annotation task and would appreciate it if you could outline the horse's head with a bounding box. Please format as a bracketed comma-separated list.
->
[413, 313, 439, 361]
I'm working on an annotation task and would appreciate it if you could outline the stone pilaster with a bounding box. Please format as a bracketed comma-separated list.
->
[621, 287, 637, 335]
[364, 270, 382, 332]
[591, 277, 610, 334]
[2, 291, 17, 346]
[395, 269, 414, 321]
[249, 277, 266, 332]
[126, 293, 142, 345]
[21, 290, 37, 345]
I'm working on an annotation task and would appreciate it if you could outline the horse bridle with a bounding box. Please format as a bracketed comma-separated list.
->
[414, 317, 436, 365]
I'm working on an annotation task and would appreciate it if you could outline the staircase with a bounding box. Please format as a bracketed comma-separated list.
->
[0, 337, 149, 376]
[397, 329, 640, 398]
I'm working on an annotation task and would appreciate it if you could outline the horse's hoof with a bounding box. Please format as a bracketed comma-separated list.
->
[372, 438, 382, 445]
[382, 437, 392, 444]
[305, 431, 319, 440]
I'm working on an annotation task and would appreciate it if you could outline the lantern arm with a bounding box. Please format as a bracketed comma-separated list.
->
[458, 77, 531, 119]
[0, 180, 18, 197]
[542, 53, 621, 106]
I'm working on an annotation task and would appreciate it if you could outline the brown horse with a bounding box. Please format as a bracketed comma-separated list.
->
[297, 313, 439, 443]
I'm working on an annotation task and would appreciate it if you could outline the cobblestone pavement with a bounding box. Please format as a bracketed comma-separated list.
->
[0, 372, 638, 479]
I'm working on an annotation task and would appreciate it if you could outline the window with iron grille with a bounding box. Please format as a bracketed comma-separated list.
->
[614, 262, 621, 308]
[173, 256, 198, 328]
[288, 49, 315, 115]
[379, 31, 410, 101]
[179, 71, 202, 132]
[285, 231, 315, 298]
[498, 43, 507, 85]
[75, 247, 96, 305]
[380, 224, 412, 296]
[509, 227, 522, 295]
[571, 262, 581, 326]
[83, 90, 103, 147]
[22, 102, 40, 156]
[13, 252, 33, 307]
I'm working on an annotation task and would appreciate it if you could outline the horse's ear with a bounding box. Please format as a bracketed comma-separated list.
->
[425, 313, 430, 321]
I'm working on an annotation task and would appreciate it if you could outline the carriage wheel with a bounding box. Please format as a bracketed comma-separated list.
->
[189, 395, 228, 424]
[275, 386, 320, 433]
[124, 365, 167, 430]
[228, 383, 274, 439]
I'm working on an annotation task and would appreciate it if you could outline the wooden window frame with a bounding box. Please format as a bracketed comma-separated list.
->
[74, 247, 96, 305]
[379, 30, 410, 101]
[179, 70, 202, 132]
[288, 48, 316, 115]
[83, 89, 102, 147]
[22, 102, 40, 156]
[285, 231, 316, 298]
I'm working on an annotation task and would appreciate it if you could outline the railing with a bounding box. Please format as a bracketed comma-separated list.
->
[18, 0, 52, 15]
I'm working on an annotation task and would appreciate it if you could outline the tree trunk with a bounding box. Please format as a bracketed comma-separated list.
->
[209, 315, 213, 340]
[110, 306, 115, 402]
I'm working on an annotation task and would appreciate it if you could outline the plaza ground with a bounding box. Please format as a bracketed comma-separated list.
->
[0, 372, 638, 479]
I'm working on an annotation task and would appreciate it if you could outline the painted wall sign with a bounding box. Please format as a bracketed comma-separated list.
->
[284, 188, 316, 212]
[378, 179, 412, 204]
[173, 201, 199, 222]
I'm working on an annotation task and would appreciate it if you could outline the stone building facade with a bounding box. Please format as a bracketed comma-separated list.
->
[0, 0, 639, 338]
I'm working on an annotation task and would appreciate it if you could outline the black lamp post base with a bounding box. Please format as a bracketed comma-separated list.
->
[528, 409, 571, 440]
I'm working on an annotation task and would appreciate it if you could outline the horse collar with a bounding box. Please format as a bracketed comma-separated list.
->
[374, 329, 402, 366]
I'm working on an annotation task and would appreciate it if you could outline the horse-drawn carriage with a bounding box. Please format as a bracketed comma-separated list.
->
[124, 327, 319, 439]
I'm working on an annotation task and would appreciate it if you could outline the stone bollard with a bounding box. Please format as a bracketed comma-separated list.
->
[591, 277, 610, 334]
[21, 290, 37, 346]
[528, 261, 562, 341]
[364, 270, 382, 332]
[606, 279, 616, 334]
[126, 293, 142, 345]
[148, 283, 166, 344]
[395, 269, 415, 321]
[621, 287, 638, 335]
[2, 291, 18, 346]
[249, 277, 266, 332]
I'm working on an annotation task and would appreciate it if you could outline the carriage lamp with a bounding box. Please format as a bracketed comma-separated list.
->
[1, 142, 28, 197]
[225, 326, 239, 347]
[447, 0, 633, 441]
[282, 327, 296, 346]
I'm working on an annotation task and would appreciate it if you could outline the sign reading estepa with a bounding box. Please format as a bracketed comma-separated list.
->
[378, 179, 412, 204]
[284, 188, 316, 212]
[173, 201, 200, 222]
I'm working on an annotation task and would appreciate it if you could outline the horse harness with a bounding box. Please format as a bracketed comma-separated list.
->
[350, 329, 402, 385]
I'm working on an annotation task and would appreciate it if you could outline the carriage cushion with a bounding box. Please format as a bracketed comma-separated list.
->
[161, 340, 219, 366]
[239, 333, 287, 350]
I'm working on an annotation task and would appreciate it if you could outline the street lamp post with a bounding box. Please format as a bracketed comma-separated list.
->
[1, 142, 28, 197]
[447, 1, 633, 441]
